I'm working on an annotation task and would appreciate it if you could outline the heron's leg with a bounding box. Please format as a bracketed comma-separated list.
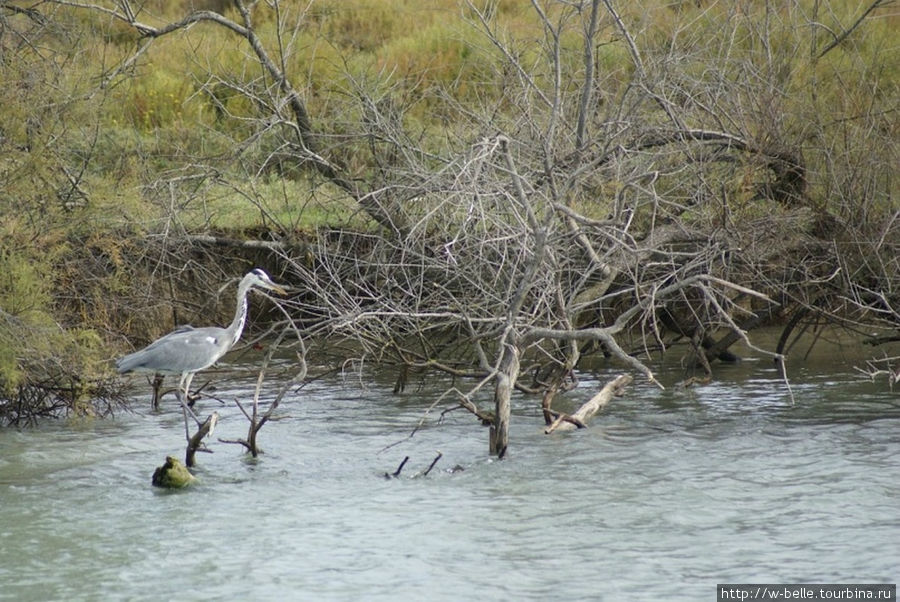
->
[177, 373, 191, 442]
[182, 372, 204, 423]
[176, 372, 203, 441]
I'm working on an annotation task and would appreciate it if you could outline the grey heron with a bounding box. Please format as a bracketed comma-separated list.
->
[116, 268, 288, 440]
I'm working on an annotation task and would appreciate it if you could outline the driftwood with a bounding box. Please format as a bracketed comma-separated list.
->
[384, 452, 444, 479]
[154, 378, 213, 411]
[385, 456, 410, 479]
[545, 374, 632, 434]
[221, 343, 307, 457]
[417, 452, 443, 478]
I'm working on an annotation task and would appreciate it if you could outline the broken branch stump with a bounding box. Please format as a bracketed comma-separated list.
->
[185, 411, 218, 467]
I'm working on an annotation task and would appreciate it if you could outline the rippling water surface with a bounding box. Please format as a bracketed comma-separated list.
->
[1, 346, 898, 601]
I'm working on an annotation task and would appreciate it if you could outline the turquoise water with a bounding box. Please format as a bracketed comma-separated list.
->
[1, 349, 898, 600]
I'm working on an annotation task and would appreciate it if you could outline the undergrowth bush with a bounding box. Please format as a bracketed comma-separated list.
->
[0, 0, 895, 421]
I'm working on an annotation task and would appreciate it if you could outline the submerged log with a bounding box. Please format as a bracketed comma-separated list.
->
[151, 456, 196, 488]
[545, 374, 632, 434]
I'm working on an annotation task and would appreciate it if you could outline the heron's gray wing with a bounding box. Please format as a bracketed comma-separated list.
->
[116, 326, 230, 374]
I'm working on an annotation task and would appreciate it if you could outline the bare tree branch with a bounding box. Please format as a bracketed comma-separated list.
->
[817, 0, 892, 58]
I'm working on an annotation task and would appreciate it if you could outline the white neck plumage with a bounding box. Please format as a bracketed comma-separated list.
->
[228, 280, 252, 349]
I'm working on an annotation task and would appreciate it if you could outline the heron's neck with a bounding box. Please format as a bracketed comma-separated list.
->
[227, 282, 251, 348]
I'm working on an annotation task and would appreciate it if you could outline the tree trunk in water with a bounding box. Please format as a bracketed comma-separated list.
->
[490, 344, 519, 458]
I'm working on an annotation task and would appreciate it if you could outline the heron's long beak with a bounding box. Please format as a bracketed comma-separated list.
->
[269, 283, 288, 296]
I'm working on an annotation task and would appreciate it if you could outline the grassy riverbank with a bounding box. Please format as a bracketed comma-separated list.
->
[1, 0, 897, 423]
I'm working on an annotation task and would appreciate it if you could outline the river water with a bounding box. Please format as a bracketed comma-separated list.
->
[1, 339, 898, 601]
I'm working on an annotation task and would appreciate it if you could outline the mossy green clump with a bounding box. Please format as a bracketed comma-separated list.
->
[151, 456, 196, 489]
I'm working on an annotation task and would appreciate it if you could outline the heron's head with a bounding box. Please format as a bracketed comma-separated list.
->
[246, 268, 288, 295]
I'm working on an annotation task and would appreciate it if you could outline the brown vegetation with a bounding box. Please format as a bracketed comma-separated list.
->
[0, 1, 896, 452]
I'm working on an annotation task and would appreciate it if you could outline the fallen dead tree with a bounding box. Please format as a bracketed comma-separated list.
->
[32, 0, 893, 460]
[545, 374, 633, 434]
